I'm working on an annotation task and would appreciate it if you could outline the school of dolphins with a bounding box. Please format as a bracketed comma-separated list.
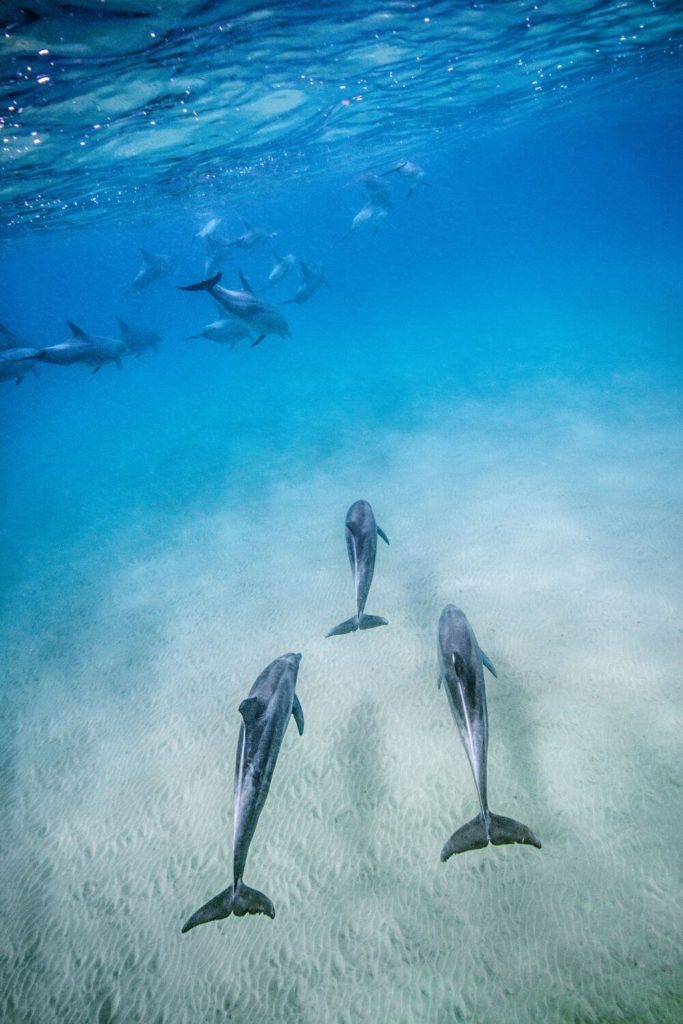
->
[3, 156, 542, 937]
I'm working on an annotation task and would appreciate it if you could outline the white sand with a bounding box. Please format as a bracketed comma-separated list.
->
[1, 378, 681, 1023]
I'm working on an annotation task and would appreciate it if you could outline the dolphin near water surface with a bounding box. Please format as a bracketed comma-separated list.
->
[131, 249, 172, 292]
[181, 652, 304, 931]
[178, 271, 290, 346]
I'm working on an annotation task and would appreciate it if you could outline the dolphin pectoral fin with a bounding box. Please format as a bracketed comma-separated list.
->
[377, 526, 390, 545]
[250, 334, 266, 347]
[488, 813, 541, 849]
[326, 616, 359, 638]
[15, 375, 24, 385]
[181, 886, 234, 933]
[441, 814, 490, 861]
[359, 614, 388, 630]
[480, 649, 497, 678]
[92, 366, 101, 375]
[437, 674, 443, 690]
[292, 695, 304, 736]
[177, 272, 222, 291]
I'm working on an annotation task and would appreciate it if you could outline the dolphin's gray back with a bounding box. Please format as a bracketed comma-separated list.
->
[438, 604, 489, 811]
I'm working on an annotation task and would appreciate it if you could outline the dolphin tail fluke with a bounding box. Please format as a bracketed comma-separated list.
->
[177, 272, 222, 292]
[181, 886, 233, 933]
[488, 812, 541, 849]
[441, 812, 541, 861]
[181, 882, 274, 933]
[359, 614, 388, 630]
[326, 616, 359, 637]
[440, 814, 490, 860]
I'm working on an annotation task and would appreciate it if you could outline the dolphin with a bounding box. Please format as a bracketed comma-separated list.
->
[346, 202, 390, 237]
[204, 232, 234, 276]
[229, 220, 278, 251]
[178, 272, 290, 347]
[356, 170, 393, 210]
[326, 499, 389, 637]
[181, 652, 304, 932]
[185, 318, 253, 348]
[132, 249, 172, 292]
[0, 347, 40, 384]
[382, 159, 428, 197]
[195, 216, 221, 240]
[0, 322, 27, 351]
[282, 262, 327, 305]
[36, 322, 126, 372]
[265, 251, 296, 289]
[437, 604, 541, 860]
[117, 318, 161, 357]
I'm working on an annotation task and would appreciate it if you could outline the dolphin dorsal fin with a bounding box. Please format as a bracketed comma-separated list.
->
[480, 649, 497, 678]
[239, 272, 254, 294]
[117, 318, 131, 334]
[292, 695, 304, 736]
[139, 248, 156, 265]
[67, 321, 89, 340]
[238, 697, 263, 725]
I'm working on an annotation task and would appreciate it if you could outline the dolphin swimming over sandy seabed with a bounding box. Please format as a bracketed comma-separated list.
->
[178, 272, 290, 346]
[36, 322, 126, 372]
[131, 248, 172, 292]
[327, 499, 389, 637]
[437, 604, 541, 860]
[117, 318, 161, 357]
[181, 652, 304, 932]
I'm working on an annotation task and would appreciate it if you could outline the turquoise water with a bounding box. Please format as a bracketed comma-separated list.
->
[1, 4, 682, 1023]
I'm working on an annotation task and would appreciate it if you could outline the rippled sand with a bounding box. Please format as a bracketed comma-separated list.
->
[1, 381, 681, 1024]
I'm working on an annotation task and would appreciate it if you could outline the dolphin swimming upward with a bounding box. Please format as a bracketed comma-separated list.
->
[437, 604, 541, 860]
[178, 272, 290, 346]
[182, 652, 304, 932]
[326, 500, 389, 637]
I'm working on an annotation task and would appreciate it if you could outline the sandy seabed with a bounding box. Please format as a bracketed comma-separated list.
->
[1, 378, 681, 1024]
